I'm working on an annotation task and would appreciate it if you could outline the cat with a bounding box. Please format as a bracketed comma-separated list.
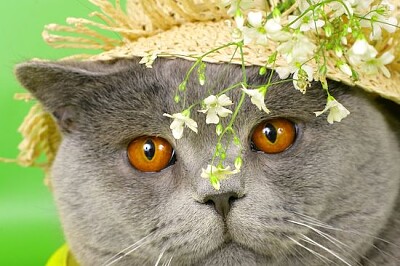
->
[16, 58, 400, 265]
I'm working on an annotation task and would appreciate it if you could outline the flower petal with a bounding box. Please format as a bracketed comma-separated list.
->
[216, 106, 232, 117]
[203, 95, 218, 105]
[206, 110, 220, 124]
[247, 11, 263, 28]
[217, 94, 233, 106]
[172, 125, 184, 139]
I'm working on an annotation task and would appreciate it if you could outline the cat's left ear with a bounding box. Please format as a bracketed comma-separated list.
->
[15, 60, 113, 133]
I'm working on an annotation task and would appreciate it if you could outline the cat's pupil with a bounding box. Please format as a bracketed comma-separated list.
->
[143, 139, 155, 160]
[263, 123, 277, 143]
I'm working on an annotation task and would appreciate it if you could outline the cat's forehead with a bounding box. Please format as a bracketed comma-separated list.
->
[86, 58, 329, 122]
[71, 59, 338, 146]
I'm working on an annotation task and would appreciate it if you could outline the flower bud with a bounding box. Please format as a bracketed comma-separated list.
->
[216, 124, 223, 136]
[216, 142, 223, 152]
[233, 136, 241, 146]
[338, 62, 352, 76]
[334, 46, 343, 57]
[272, 7, 281, 19]
[324, 24, 333, 37]
[235, 9, 244, 29]
[210, 175, 220, 190]
[182, 109, 191, 117]
[179, 81, 187, 91]
[234, 156, 243, 170]
[220, 152, 227, 160]
[259, 66, 267, 75]
[199, 74, 206, 85]
[268, 52, 277, 64]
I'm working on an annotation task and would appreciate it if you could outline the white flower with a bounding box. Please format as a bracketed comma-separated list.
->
[338, 62, 353, 76]
[335, 46, 343, 58]
[360, 11, 398, 41]
[276, 63, 309, 80]
[163, 111, 198, 139]
[314, 97, 350, 124]
[347, 39, 377, 66]
[234, 10, 245, 29]
[241, 85, 270, 113]
[341, 36, 348, 45]
[276, 64, 314, 94]
[362, 51, 395, 78]
[293, 65, 314, 93]
[297, 0, 313, 13]
[247, 11, 263, 28]
[350, 39, 369, 55]
[276, 65, 295, 80]
[288, 10, 325, 32]
[329, 0, 354, 17]
[346, 39, 394, 77]
[266, 19, 291, 42]
[242, 13, 286, 45]
[198, 94, 233, 124]
[201, 164, 239, 190]
[329, 0, 373, 17]
[277, 33, 316, 65]
[222, 0, 254, 16]
[139, 52, 158, 68]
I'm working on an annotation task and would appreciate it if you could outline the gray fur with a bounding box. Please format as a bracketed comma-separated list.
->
[16, 58, 400, 265]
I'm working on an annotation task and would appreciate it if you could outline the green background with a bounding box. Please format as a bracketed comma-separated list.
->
[0, 1, 102, 265]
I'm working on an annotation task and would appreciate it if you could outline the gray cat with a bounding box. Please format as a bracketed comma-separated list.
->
[16, 58, 400, 265]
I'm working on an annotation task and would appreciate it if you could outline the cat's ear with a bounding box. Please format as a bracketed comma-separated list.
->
[15, 60, 105, 133]
[15, 60, 104, 108]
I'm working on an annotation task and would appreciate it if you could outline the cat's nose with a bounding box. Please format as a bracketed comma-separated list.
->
[204, 192, 239, 218]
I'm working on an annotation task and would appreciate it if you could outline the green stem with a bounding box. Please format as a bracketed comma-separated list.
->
[287, 0, 352, 28]
[178, 42, 240, 109]
[210, 43, 247, 170]
[354, 15, 400, 29]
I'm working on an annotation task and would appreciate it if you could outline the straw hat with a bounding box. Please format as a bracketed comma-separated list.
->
[41, 0, 400, 103]
[2, 0, 400, 181]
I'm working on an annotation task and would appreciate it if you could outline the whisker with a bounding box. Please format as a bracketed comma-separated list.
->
[102, 232, 154, 266]
[292, 248, 307, 266]
[300, 234, 352, 266]
[289, 213, 400, 263]
[370, 243, 400, 264]
[288, 219, 363, 266]
[287, 235, 334, 264]
[291, 211, 400, 250]
[165, 256, 174, 266]
[290, 211, 334, 228]
[154, 248, 166, 266]
[104, 242, 147, 266]
[313, 227, 364, 266]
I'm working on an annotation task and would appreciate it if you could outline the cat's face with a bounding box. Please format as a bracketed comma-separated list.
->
[16, 58, 400, 265]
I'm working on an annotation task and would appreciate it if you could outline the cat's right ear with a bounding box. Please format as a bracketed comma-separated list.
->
[15, 60, 102, 133]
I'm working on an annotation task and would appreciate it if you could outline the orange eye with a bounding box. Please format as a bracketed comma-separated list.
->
[127, 136, 175, 172]
[251, 119, 296, 154]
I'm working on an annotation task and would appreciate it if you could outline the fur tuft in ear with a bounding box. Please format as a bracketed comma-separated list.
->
[52, 106, 78, 133]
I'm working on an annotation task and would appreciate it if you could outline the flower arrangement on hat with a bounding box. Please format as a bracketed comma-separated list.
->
[2, 0, 399, 190]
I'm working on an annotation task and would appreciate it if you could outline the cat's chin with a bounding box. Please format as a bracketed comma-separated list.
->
[191, 242, 278, 266]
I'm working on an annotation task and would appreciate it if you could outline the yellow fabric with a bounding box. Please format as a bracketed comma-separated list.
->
[46, 244, 79, 266]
